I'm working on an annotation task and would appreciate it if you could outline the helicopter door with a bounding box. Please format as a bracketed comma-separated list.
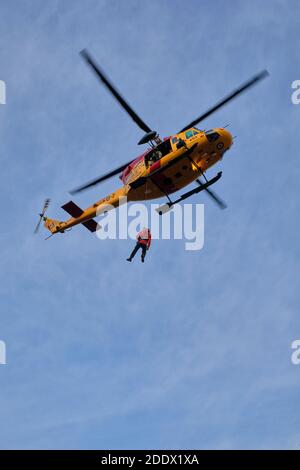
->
[156, 138, 172, 157]
[145, 139, 172, 167]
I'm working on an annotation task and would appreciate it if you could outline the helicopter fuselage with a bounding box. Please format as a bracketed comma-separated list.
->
[44, 127, 232, 234]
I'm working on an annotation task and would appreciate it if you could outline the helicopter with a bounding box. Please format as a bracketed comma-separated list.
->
[35, 49, 268, 237]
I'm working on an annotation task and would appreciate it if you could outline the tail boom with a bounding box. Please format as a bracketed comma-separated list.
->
[44, 186, 128, 235]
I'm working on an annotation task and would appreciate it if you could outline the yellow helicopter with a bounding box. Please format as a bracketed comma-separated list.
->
[35, 50, 268, 237]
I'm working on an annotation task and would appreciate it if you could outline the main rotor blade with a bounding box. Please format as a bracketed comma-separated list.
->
[80, 49, 152, 134]
[179, 70, 269, 133]
[204, 187, 227, 209]
[70, 160, 132, 195]
[196, 179, 227, 209]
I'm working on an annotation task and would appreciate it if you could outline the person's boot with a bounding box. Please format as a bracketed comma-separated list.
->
[141, 256, 145, 263]
[127, 258, 132, 262]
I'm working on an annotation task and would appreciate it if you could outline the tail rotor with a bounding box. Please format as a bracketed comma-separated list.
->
[34, 198, 51, 234]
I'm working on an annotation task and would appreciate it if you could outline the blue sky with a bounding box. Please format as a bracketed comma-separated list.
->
[0, 0, 300, 449]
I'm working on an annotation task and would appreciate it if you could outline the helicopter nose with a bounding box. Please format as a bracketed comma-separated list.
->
[205, 128, 233, 151]
[218, 128, 233, 150]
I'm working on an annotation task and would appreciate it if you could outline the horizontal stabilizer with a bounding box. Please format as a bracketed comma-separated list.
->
[82, 219, 99, 233]
[61, 200, 84, 218]
[61, 201, 100, 233]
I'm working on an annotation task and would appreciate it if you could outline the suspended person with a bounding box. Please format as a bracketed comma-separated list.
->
[127, 228, 151, 263]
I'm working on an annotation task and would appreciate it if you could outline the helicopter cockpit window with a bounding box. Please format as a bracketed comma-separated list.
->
[205, 130, 220, 142]
[185, 130, 194, 139]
